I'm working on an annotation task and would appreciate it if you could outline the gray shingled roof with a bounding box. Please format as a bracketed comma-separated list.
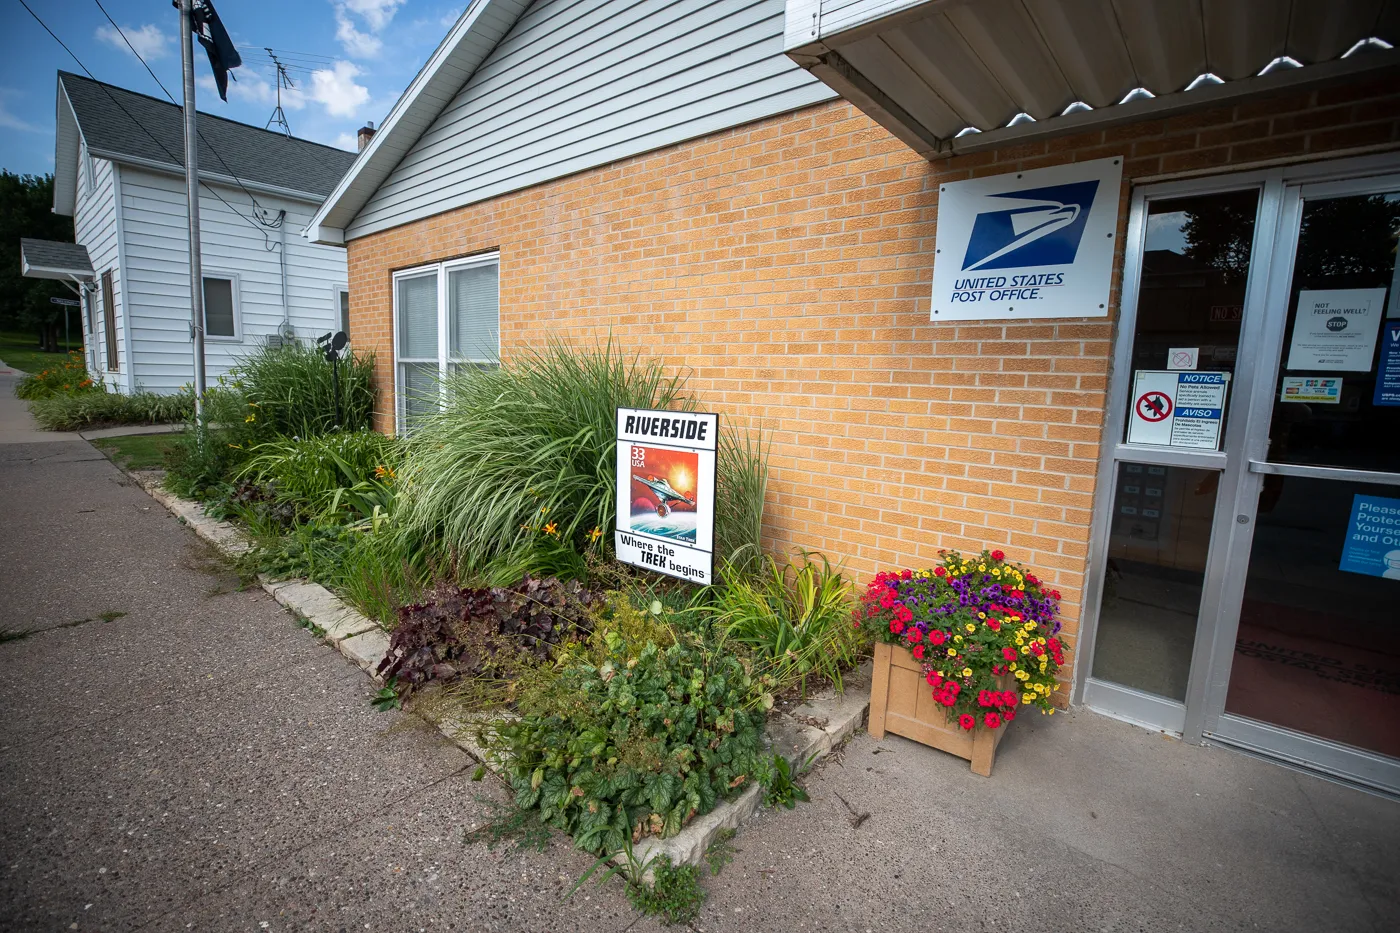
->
[59, 72, 357, 200]
[20, 238, 94, 280]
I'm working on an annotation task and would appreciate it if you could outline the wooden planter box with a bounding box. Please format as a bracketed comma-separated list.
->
[868, 641, 1010, 776]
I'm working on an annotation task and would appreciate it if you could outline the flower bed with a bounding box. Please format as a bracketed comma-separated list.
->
[859, 550, 1068, 774]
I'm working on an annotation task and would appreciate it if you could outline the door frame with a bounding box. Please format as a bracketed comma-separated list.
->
[1075, 152, 1400, 758]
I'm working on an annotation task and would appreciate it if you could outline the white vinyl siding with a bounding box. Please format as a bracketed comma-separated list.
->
[116, 168, 348, 393]
[347, 0, 835, 238]
[393, 253, 500, 432]
[73, 155, 122, 385]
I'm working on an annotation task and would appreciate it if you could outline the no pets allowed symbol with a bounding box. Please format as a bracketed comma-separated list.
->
[1136, 391, 1173, 422]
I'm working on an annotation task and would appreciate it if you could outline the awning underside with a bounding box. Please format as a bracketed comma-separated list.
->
[785, 0, 1400, 158]
[19, 238, 94, 282]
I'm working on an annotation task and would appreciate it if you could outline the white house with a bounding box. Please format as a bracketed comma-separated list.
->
[35, 72, 358, 394]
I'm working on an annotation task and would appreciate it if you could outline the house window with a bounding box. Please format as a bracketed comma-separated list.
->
[393, 252, 499, 431]
[202, 274, 240, 340]
[101, 269, 118, 372]
[337, 286, 350, 336]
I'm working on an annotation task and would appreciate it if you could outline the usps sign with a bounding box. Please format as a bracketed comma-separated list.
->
[931, 157, 1122, 321]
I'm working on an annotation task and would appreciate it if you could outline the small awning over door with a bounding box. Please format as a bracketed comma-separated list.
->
[783, 0, 1400, 158]
[19, 238, 94, 283]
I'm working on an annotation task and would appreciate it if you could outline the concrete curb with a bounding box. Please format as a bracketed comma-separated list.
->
[79, 423, 184, 440]
[130, 472, 871, 870]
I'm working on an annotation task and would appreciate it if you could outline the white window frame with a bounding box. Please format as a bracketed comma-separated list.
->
[391, 251, 500, 433]
[333, 284, 350, 336]
[201, 270, 243, 342]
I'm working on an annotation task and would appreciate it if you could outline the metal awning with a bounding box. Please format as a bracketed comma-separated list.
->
[784, 0, 1400, 158]
[19, 238, 94, 283]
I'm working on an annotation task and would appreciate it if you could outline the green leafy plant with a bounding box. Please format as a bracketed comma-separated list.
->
[28, 388, 192, 430]
[759, 752, 810, 809]
[707, 551, 862, 696]
[237, 430, 402, 520]
[371, 677, 401, 712]
[14, 350, 98, 400]
[481, 627, 765, 856]
[567, 839, 707, 926]
[229, 342, 377, 436]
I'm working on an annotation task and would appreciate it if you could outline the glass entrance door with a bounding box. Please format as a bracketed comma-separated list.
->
[1205, 176, 1400, 792]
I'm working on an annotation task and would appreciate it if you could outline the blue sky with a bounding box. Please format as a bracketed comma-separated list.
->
[1, 0, 465, 175]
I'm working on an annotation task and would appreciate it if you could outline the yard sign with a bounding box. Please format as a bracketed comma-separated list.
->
[615, 408, 717, 585]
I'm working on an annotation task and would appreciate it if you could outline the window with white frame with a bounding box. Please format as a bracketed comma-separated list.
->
[393, 252, 499, 430]
[336, 286, 350, 336]
[202, 273, 241, 340]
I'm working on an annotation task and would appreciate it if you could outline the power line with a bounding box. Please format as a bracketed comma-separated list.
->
[17, 0, 277, 243]
[90, 0, 273, 223]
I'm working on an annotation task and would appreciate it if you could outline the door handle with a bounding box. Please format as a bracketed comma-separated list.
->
[1247, 460, 1400, 486]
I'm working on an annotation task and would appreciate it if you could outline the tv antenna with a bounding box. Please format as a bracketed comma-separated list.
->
[264, 48, 294, 137]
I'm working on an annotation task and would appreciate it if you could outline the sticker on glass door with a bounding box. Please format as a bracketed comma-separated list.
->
[1128, 370, 1229, 450]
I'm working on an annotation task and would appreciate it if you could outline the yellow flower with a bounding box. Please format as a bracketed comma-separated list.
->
[946, 648, 957, 657]
[965, 623, 975, 633]
[1008, 662, 1017, 671]
[1047, 708, 1055, 716]
[1023, 693, 1034, 704]
[1020, 645, 1030, 655]
[244, 413, 256, 423]
[543, 522, 558, 536]
[539, 506, 548, 514]
[977, 612, 986, 619]
[1016, 670, 1029, 681]
[992, 568, 1002, 577]
[954, 635, 963, 644]
[586, 526, 602, 543]
[978, 565, 986, 572]
[961, 667, 973, 679]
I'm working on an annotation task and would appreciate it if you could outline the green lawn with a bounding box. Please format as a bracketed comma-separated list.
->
[94, 433, 182, 471]
[0, 330, 83, 375]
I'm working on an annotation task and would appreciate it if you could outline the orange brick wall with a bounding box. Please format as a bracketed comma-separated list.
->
[345, 75, 1400, 690]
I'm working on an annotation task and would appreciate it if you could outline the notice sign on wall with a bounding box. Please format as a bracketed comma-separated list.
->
[1339, 494, 1400, 580]
[1127, 370, 1230, 450]
[615, 408, 717, 585]
[930, 157, 1122, 321]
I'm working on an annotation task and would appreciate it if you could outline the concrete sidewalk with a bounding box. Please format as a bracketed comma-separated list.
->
[2, 373, 1398, 931]
[0, 361, 73, 443]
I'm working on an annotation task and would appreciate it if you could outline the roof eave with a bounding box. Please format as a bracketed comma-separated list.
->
[95, 149, 331, 204]
[53, 80, 82, 216]
[305, 0, 531, 241]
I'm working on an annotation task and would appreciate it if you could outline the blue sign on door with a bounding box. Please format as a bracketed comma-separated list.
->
[1375, 322, 1400, 407]
[1339, 494, 1400, 579]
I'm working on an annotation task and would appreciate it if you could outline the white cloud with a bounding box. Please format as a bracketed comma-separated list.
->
[439, 8, 464, 29]
[0, 90, 41, 133]
[334, 131, 359, 150]
[307, 62, 371, 118]
[341, 0, 404, 31]
[198, 72, 307, 110]
[335, 10, 383, 58]
[95, 23, 171, 62]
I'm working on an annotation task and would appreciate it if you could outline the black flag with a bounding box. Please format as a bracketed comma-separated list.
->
[178, 0, 242, 101]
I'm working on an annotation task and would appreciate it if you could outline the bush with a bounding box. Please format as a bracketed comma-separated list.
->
[707, 552, 863, 696]
[481, 622, 766, 855]
[14, 351, 97, 400]
[237, 430, 402, 519]
[377, 577, 605, 696]
[28, 388, 192, 430]
[230, 342, 377, 436]
[399, 338, 767, 578]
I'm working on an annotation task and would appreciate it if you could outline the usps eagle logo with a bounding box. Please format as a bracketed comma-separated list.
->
[960, 180, 1100, 272]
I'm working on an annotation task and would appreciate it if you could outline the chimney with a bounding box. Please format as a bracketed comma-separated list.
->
[356, 121, 376, 151]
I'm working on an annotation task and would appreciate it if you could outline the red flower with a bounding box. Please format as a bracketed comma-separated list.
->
[991, 664, 1005, 675]
[879, 590, 895, 609]
[925, 670, 938, 686]
[912, 644, 925, 660]
[1049, 589, 1062, 601]
[906, 627, 922, 643]
[1002, 647, 1017, 661]
[958, 714, 975, 730]
[1003, 691, 1017, 707]
[986, 619, 1001, 631]
[990, 550, 1005, 561]
[901, 569, 913, 580]
[929, 630, 946, 646]
[889, 620, 905, 634]
[1004, 708, 1016, 722]
[1026, 574, 1039, 586]
[933, 566, 946, 577]
[893, 604, 913, 623]
[984, 713, 1001, 729]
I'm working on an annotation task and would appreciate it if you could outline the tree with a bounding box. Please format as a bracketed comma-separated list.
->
[0, 171, 75, 351]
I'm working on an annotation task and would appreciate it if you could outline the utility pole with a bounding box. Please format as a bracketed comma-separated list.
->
[180, 0, 206, 417]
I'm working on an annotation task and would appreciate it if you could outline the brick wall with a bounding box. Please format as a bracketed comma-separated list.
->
[345, 75, 1400, 697]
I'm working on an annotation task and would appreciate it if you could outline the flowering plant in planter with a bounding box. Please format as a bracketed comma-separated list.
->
[859, 549, 1067, 730]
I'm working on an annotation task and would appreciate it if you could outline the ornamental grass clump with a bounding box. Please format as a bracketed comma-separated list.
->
[237, 430, 402, 520]
[230, 342, 376, 436]
[860, 549, 1067, 731]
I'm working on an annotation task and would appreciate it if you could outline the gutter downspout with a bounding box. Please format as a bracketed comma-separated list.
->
[277, 210, 290, 332]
